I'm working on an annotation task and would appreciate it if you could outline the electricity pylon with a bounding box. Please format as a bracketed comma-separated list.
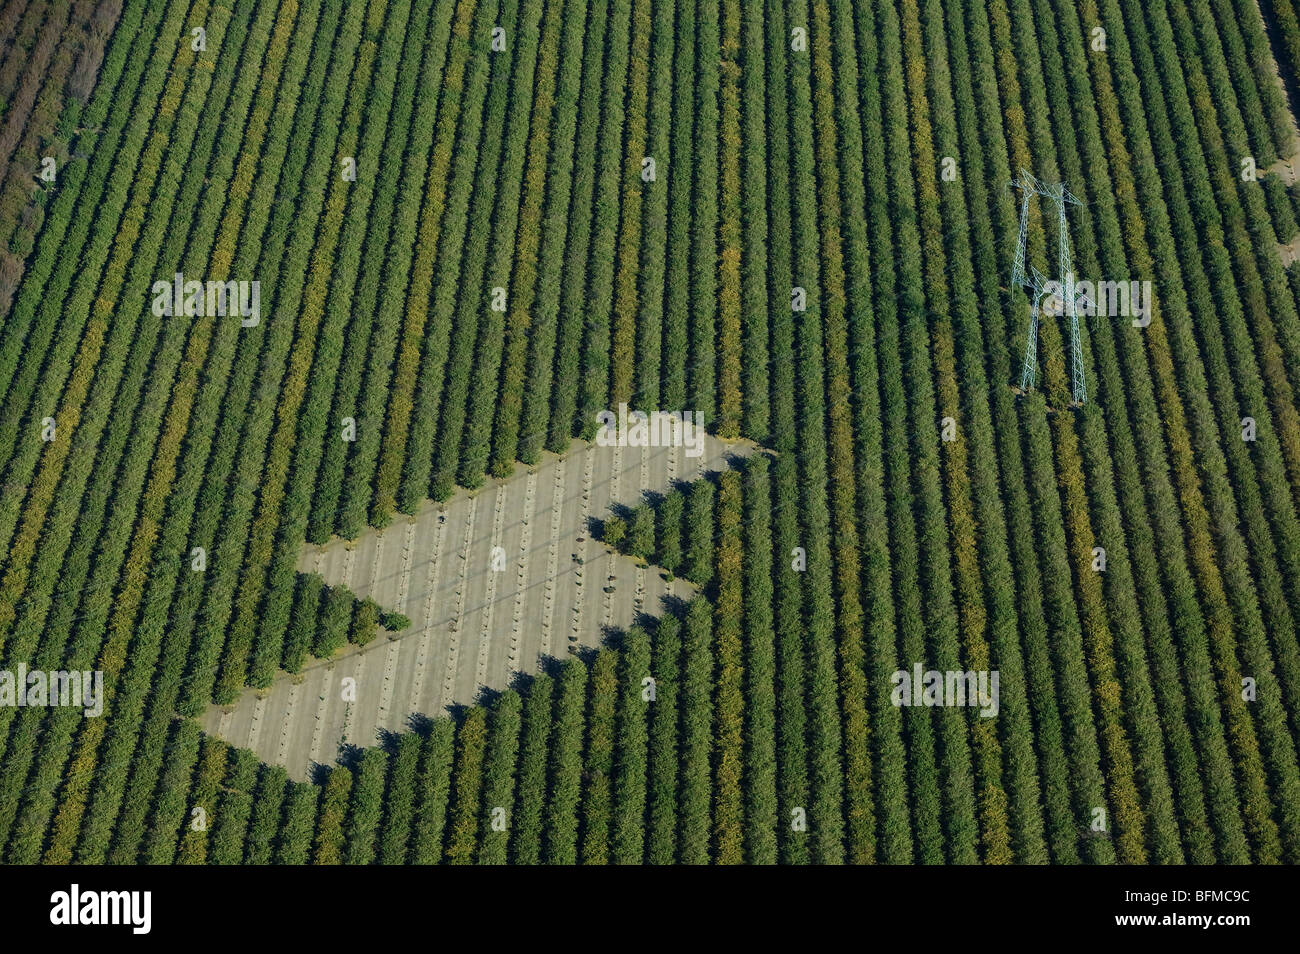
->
[1008, 170, 1091, 404]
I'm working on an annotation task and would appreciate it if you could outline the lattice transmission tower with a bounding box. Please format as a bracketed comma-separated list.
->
[1008, 170, 1091, 404]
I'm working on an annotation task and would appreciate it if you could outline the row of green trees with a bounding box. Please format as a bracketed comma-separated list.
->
[457, 0, 549, 490]
[488, 0, 569, 478]
[514, 0, 588, 465]
[255, 0, 423, 689]
[569, 0, 632, 445]
[1045, 0, 1232, 862]
[939, 0, 1052, 863]
[296, 0, 445, 550]
[61, 0, 303, 865]
[0, 0, 166, 843]
[1153, 0, 1300, 857]
[0, 0, 192, 558]
[0, 0, 249, 864]
[5, 0, 1300, 867]
[1044, 0, 1218, 864]
[380, 0, 485, 518]
[542, 0, 609, 454]
[212, 0, 383, 703]
[424, 0, 519, 503]
[178, 0, 358, 715]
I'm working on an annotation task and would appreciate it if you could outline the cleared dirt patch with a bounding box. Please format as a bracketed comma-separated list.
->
[201, 433, 757, 779]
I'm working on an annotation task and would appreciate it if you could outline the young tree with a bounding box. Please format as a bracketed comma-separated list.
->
[315, 584, 353, 657]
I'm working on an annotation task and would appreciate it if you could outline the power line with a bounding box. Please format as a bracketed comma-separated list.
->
[1008, 169, 1091, 404]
